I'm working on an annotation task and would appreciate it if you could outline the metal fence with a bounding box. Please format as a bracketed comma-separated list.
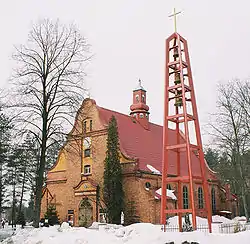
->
[162, 224, 209, 233]
[219, 223, 250, 234]
[162, 223, 250, 234]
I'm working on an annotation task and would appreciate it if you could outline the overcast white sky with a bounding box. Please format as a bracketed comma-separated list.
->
[0, 0, 250, 145]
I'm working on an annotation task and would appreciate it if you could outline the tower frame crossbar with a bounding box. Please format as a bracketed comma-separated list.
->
[160, 32, 212, 233]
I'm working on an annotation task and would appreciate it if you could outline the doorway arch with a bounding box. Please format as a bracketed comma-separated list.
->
[78, 198, 93, 227]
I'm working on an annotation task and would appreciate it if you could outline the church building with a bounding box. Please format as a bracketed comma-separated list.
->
[41, 81, 238, 227]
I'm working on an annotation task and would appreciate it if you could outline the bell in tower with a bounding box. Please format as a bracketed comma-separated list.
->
[130, 79, 150, 129]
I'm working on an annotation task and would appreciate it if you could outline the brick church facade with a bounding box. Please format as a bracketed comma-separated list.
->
[41, 82, 238, 226]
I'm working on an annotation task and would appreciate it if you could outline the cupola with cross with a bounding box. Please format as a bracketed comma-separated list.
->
[130, 79, 150, 128]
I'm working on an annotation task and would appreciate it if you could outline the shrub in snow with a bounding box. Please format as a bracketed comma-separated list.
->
[234, 222, 240, 233]
[44, 204, 60, 226]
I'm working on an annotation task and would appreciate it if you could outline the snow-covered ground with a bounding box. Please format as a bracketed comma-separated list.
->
[2, 216, 250, 244]
[0, 224, 17, 241]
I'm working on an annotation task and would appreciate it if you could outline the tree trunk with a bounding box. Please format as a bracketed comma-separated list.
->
[11, 166, 16, 229]
[0, 161, 2, 218]
[33, 133, 47, 227]
[18, 168, 26, 216]
[241, 187, 249, 220]
[33, 104, 47, 227]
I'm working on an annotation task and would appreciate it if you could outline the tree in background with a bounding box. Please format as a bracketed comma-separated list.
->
[204, 147, 220, 170]
[16, 210, 26, 228]
[103, 116, 124, 224]
[0, 111, 12, 217]
[209, 80, 250, 218]
[26, 193, 35, 222]
[9, 19, 90, 227]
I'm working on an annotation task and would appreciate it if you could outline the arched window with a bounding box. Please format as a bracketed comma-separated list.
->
[139, 113, 144, 118]
[135, 94, 139, 102]
[83, 121, 87, 133]
[198, 187, 204, 209]
[90, 120, 93, 131]
[183, 186, 189, 209]
[145, 182, 151, 189]
[142, 94, 145, 103]
[211, 187, 216, 214]
[167, 184, 171, 190]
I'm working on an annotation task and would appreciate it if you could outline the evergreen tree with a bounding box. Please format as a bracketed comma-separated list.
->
[103, 116, 124, 224]
[26, 193, 35, 222]
[44, 204, 60, 226]
[16, 210, 26, 228]
[204, 147, 220, 169]
[0, 111, 12, 215]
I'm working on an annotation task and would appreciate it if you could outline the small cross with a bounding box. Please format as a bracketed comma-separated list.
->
[169, 8, 182, 33]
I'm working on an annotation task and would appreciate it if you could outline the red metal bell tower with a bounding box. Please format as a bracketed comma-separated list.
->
[160, 9, 212, 233]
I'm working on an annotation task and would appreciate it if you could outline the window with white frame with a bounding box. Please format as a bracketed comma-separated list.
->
[84, 165, 91, 175]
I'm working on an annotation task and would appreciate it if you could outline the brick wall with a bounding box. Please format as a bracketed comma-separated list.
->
[41, 99, 236, 226]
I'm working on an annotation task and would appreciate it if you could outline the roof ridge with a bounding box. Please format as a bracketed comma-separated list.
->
[97, 106, 163, 128]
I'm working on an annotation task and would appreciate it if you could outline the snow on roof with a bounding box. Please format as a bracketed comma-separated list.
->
[146, 164, 161, 174]
[133, 79, 146, 91]
[219, 210, 232, 214]
[155, 187, 177, 200]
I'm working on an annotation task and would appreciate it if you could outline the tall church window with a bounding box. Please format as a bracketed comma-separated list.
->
[142, 94, 145, 103]
[211, 187, 216, 214]
[90, 120, 93, 131]
[135, 94, 139, 102]
[198, 187, 204, 209]
[84, 148, 90, 157]
[83, 121, 87, 133]
[84, 165, 91, 175]
[183, 186, 189, 209]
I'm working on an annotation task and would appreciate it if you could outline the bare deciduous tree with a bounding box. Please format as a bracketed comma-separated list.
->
[209, 80, 250, 218]
[9, 19, 91, 227]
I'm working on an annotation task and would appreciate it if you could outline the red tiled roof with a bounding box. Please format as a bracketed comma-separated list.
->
[97, 106, 217, 178]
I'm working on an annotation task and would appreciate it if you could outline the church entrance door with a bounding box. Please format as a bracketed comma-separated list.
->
[78, 198, 93, 227]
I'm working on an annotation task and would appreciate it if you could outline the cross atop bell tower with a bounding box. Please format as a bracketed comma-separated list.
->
[168, 8, 182, 33]
[160, 9, 212, 233]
